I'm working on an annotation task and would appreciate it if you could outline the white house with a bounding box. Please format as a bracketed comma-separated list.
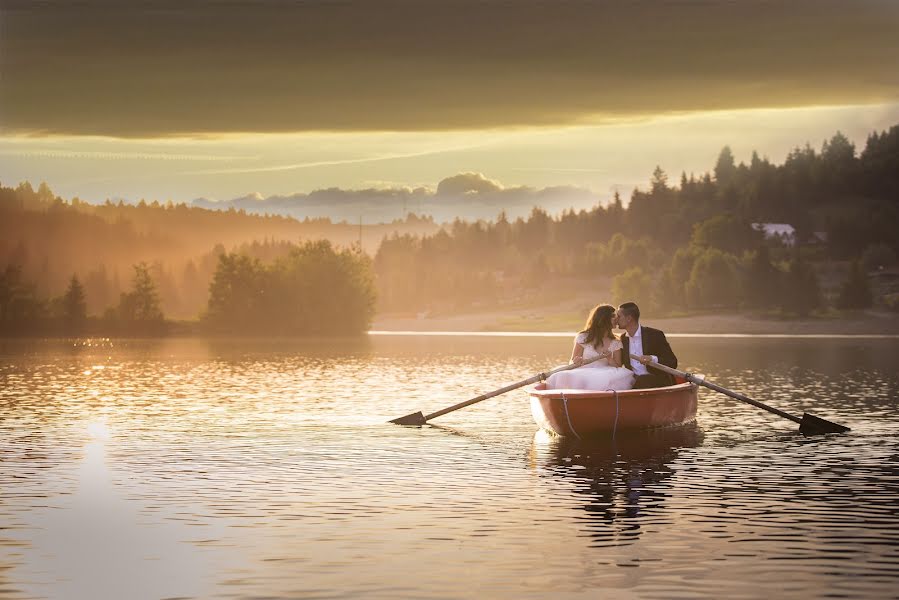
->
[752, 222, 796, 246]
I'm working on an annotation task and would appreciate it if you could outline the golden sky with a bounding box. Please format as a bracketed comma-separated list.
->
[1, 1, 898, 219]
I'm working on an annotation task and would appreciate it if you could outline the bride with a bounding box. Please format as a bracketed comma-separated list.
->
[546, 304, 635, 391]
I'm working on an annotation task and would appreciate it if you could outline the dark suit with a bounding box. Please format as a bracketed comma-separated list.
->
[621, 325, 678, 388]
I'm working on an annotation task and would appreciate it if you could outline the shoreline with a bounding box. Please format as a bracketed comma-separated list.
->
[372, 310, 899, 336]
[3, 311, 897, 340]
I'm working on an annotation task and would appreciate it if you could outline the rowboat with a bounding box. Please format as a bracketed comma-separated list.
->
[527, 377, 700, 437]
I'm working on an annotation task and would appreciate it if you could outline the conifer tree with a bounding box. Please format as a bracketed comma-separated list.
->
[714, 146, 736, 184]
[743, 246, 781, 309]
[61, 274, 87, 331]
[837, 261, 873, 309]
[783, 253, 821, 316]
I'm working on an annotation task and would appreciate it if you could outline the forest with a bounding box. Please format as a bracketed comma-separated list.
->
[1, 124, 897, 335]
[0, 183, 434, 323]
[376, 126, 899, 316]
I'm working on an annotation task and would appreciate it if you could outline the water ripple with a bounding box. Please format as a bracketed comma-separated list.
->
[1, 336, 897, 599]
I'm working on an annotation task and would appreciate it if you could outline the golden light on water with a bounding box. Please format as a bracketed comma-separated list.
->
[1, 336, 897, 597]
[86, 420, 110, 441]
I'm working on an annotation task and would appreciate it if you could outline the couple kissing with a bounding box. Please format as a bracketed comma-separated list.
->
[545, 301, 677, 392]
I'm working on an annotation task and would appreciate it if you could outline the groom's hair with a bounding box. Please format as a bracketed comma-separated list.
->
[618, 302, 640, 322]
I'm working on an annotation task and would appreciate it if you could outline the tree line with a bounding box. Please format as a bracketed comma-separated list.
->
[2, 123, 897, 334]
[374, 125, 899, 315]
[0, 181, 436, 319]
[0, 240, 376, 336]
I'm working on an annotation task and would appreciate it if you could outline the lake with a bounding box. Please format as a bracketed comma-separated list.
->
[1, 334, 897, 599]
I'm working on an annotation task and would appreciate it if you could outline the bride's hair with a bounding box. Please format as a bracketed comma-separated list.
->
[580, 304, 616, 348]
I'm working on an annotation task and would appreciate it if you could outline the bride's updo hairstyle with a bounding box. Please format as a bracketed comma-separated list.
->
[581, 304, 616, 349]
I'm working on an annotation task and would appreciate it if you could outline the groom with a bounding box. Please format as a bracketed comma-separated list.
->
[615, 301, 678, 389]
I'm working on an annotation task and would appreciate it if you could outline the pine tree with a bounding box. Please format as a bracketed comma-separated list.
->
[743, 246, 781, 309]
[61, 274, 87, 331]
[714, 146, 737, 184]
[131, 263, 163, 322]
[651, 166, 669, 193]
[782, 254, 821, 316]
[837, 261, 873, 309]
[117, 263, 164, 329]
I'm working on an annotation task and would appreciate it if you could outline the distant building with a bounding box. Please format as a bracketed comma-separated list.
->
[752, 222, 796, 246]
[810, 231, 828, 245]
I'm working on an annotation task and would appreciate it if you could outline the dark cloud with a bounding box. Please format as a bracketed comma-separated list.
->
[190, 173, 602, 222]
[2, 0, 898, 137]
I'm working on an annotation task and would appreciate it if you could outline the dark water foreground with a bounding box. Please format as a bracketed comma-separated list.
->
[1, 335, 897, 599]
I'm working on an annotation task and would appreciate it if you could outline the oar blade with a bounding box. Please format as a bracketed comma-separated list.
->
[390, 411, 427, 426]
[799, 413, 850, 435]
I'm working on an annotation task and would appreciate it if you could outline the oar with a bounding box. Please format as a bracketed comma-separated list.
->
[390, 355, 605, 426]
[632, 354, 850, 435]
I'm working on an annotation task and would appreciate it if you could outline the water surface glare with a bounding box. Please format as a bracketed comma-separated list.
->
[1, 336, 897, 599]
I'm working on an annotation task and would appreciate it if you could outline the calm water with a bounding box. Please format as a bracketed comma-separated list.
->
[1, 335, 897, 599]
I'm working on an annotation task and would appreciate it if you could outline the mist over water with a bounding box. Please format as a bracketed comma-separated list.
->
[1, 335, 897, 599]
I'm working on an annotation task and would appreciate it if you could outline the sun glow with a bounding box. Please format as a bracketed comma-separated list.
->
[1, 102, 897, 221]
[86, 420, 110, 441]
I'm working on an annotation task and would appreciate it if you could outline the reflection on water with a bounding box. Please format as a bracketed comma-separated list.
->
[6, 418, 210, 600]
[531, 425, 704, 549]
[1, 335, 898, 599]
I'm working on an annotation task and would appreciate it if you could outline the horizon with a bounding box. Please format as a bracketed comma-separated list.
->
[2, 1, 898, 221]
[7, 112, 898, 224]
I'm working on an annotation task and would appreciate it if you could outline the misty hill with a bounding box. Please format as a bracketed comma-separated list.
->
[190, 173, 606, 223]
[0, 182, 438, 318]
[373, 127, 899, 317]
[2, 124, 897, 329]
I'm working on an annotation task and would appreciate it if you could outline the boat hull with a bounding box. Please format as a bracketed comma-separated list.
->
[528, 381, 698, 437]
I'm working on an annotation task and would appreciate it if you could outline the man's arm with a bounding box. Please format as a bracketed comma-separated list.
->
[653, 329, 677, 369]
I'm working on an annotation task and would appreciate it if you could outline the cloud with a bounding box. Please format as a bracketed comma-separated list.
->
[191, 173, 603, 222]
[1, 1, 897, 137]
[180, 143, 483, 175]
[0, 148, 253, 161]
[436, 172, 503, 195]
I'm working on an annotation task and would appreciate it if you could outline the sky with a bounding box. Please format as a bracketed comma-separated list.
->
[1, 0, 898, 222]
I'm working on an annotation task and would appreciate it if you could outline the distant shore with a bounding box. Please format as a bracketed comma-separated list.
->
[4, 310, 897, 339]
[372, 309, 899, 335]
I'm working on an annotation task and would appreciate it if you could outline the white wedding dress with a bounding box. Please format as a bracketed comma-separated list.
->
[546, 333, 635, 391]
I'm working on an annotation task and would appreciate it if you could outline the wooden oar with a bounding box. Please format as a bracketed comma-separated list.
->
[390, 355, 605, 426]
[632, 354, 850, 435]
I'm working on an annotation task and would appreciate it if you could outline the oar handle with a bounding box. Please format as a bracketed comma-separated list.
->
[423, 355, 604, 421]
[631, 354, 802, 425]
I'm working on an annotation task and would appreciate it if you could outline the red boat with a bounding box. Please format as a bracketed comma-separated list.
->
[526, 377, 700, 437]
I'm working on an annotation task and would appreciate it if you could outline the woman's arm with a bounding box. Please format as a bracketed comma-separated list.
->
[609, 338, 623, 367]
[569, 339, 584, 365]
